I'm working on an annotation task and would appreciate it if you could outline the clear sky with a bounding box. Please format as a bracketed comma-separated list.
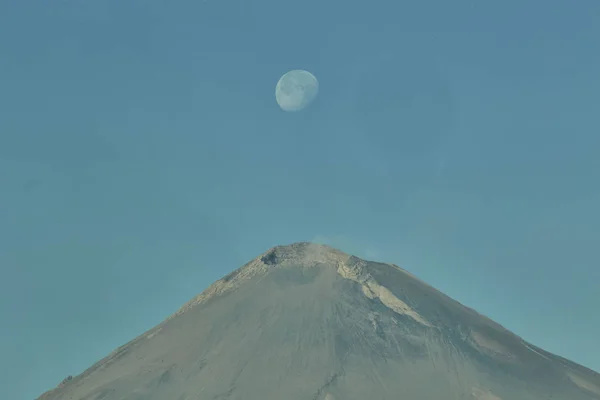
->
[1, 1, 599, 398]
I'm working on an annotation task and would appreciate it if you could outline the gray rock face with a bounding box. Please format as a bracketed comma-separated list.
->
[37, 242, 600, 400]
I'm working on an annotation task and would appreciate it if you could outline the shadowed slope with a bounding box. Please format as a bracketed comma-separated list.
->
[38, 243, 600, 400]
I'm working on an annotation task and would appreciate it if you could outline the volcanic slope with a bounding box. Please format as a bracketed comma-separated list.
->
[38, 242, 600, 400]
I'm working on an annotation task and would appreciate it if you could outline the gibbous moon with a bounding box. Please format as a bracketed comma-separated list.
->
[275, 69, 319, 112]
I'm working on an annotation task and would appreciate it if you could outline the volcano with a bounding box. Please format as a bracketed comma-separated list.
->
[37, 242, 600, 400]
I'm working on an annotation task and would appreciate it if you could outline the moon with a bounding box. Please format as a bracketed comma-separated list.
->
[275, 69, 319, 112]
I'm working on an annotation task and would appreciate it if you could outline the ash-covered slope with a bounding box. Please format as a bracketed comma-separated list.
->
[38, 243, 600, 400]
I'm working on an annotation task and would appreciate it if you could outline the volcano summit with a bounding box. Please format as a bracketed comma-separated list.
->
[38, 242, 600, 400]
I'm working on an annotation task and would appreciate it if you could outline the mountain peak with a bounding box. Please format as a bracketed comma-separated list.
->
[38, 243, 600, 400]
[258, 242, 350, 265]
[170, 242, 353, 318]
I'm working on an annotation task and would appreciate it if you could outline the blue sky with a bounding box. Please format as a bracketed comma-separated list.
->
[1, 0, 599, 398]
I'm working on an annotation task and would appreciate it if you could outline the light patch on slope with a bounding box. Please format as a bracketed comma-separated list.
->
[337, 258, 432, 327]
[472, 387, 502, 400]
[470, 331, 516, 362]
[522, 342, 552, 361]
[145, 328, 161, 340]
[567, 371, 600, 396]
